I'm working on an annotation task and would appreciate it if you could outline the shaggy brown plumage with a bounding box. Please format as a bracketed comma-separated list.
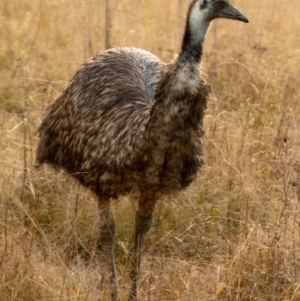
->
[37, 47, 208, 198]
[36, 1, 248, 300]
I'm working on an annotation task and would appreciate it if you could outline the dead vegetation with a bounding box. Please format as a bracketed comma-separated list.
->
[1, 0, 300, 300]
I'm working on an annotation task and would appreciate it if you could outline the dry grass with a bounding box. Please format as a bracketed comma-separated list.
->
[1, 0, 300, 300]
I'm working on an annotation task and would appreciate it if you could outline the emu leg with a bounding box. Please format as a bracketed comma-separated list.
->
[128, 198, 157, 301]
[98, 201, 119, 301]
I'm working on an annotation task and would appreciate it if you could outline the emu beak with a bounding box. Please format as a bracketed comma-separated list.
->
[217, 5, 249, 23]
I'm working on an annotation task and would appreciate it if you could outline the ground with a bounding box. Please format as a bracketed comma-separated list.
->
[1, 0, 300, 300]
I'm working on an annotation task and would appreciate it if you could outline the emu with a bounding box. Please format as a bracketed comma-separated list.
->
[35, 0, 248, 300]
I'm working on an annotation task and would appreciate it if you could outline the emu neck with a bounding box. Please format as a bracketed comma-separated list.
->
[180, 5, 211, 63]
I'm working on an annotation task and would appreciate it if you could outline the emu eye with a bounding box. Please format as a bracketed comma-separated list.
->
[214, 2, 225, 9]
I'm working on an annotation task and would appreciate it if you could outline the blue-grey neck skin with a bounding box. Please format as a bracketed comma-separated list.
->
[179, 0, 211, 63]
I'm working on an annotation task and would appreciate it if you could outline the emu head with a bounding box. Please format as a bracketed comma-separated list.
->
[185, 0, 249, 48]
[198, 0, 249, 23]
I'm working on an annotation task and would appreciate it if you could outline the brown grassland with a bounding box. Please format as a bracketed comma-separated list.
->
[1, 0, 300, 300]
